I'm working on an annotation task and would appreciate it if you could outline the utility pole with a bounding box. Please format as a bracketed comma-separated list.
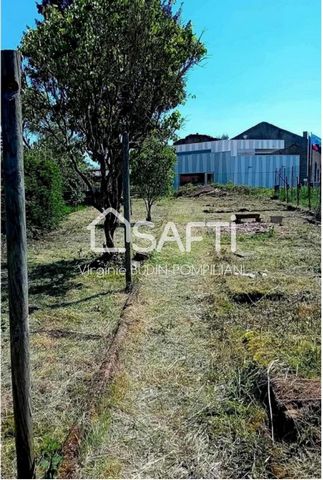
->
[122, 132, 132, 291]
[1, 50, 34, 478]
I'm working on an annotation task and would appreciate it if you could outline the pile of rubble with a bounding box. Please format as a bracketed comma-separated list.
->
[178, 185, 228, 198]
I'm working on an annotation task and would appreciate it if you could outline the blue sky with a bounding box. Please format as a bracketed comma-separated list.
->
[2, 0, 321, 137]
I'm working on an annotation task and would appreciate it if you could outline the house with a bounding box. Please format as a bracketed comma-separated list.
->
[173, 122, 318, 190]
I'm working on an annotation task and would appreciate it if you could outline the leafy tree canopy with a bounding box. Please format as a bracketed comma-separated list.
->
[131, 134, 176, 221]
[37, 0, 73, 15]
[21, 0, 206, 247]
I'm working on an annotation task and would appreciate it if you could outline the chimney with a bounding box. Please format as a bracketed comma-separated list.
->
[303, 131, 308, 138]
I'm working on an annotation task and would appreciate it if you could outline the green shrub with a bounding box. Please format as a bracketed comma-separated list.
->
[36, 139, 86, 206]
[24, 148, 65, 233]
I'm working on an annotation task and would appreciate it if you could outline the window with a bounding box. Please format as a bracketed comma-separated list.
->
[180, 173, 204, 186]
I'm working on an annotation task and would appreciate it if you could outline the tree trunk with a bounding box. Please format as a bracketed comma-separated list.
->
[146, 204, 152, 222]
[88, 148, 123, 254]
[104, 213, 118, 250]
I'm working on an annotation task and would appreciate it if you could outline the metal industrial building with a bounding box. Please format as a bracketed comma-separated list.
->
[173, 122, 311, 190]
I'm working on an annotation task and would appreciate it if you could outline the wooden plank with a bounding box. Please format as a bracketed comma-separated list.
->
[234, 212, 261, 224]
[1, 49, 34, 478]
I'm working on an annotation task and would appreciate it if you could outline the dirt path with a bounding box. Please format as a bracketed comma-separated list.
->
[80, 201, 222, 478]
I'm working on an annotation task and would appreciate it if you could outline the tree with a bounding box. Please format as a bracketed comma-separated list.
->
[132, 135, 176, 221]
[21, 0, 206, 249]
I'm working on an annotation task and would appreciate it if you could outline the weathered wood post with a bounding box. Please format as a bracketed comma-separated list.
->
[307, 134, 312, 210]
[273, 168, 278, 198]
[296, 177, 300, 206]
[122, 132, 132, 291]
[286, 176, 289, 203]
[1, 50, 34, 478]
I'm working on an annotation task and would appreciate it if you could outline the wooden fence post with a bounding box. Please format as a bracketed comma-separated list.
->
[122, 132, 132, 291]
[308, 134, 312, 210]
[296, 177, 300, 206]
[273, 168, 278, 198]
[1, 50, 34, 478]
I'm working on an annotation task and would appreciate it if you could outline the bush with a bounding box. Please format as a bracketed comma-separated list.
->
[24, 148, 65, 233]
[36, 139, 86, 206]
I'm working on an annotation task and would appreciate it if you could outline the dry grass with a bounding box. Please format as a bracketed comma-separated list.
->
[79, 193, 320, 479]
[1, 207, 129, 478]
[2, 192, 321, 478]
[79, 222, 222, 477]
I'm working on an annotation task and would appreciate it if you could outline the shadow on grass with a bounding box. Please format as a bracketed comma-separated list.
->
[47, 290, 124, 309]
[2, 258, 83, 300]
[28, 258, 83, 297]
[2, 256, 125, 310]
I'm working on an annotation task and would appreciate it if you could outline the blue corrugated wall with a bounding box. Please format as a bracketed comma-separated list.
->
[174, 152, 300, 189]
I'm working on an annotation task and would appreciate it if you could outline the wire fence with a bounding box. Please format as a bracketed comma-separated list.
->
[273, 165, 321, 213]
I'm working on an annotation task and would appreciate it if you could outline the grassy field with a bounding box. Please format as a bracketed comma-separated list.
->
[1, 207, 130, 478]
[1, 190, 321, 478]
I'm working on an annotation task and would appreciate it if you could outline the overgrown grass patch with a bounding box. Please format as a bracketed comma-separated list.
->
[1, 207, 129, 478]
[2, 193, 320, 478]
[203, 192, 320, 477]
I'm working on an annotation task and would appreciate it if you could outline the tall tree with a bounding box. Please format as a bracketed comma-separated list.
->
[132, 134, 176, 221]
[21, 0, 206, 249]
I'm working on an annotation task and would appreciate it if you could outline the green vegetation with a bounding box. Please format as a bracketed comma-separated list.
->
[177, 182, 274, 198]
[79, 193, 320, 478]
[203, 191, 320, 477]
[278, 184, 320, 210]
[3, 144, 87, 237]
[24, 147, 65, 233]
[179, 181, 321, 214]
[21, 0, 206, 248]
[214, 181, 320, 211]
[1, 207, 129, 478]
[213, 181, 274, 197]
[2, 191, 320, 478]
[131, 134, 176, 221]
